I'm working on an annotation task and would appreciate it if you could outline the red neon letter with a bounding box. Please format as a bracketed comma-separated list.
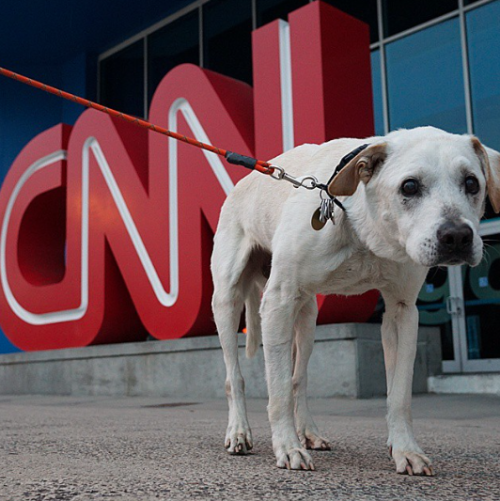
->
[0, 2, 378, 350]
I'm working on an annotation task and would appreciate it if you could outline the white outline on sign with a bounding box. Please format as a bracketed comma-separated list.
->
[279, 20, 294, 152]
[0, 21, 295, 326]
[0, 99, 235, 325]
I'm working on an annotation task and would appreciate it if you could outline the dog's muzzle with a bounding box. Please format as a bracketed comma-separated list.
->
[436, 220, 474, 265]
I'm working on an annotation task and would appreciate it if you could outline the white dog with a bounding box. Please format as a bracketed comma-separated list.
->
[211, 126, 500, 475]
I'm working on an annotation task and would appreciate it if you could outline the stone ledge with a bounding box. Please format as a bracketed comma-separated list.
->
[0, 324, 441, 398]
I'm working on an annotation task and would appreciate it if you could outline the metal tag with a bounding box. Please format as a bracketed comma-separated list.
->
[311, 197, 335, 231]
[311, 207, 326, 230]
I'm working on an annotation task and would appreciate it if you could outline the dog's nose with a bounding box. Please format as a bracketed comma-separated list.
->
[436, 221, 473, 254]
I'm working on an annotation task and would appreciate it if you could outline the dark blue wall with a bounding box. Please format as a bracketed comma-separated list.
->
[0, 1, 190, 353]
[0, 55, 93, 353]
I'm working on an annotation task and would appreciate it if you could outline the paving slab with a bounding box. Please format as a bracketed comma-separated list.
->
[0, 394, 499, 500]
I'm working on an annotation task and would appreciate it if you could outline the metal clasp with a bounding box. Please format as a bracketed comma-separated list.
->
[268, 165, 319, 190]
[269, 165, 285, 180]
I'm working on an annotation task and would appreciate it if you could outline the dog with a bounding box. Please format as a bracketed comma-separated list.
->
[210, 126, 500, 475]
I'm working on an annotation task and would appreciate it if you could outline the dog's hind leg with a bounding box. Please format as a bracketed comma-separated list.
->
[211, 223, 253, 455]
[293, 297, 331, 451]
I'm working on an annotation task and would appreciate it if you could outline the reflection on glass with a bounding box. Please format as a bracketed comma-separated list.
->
[371, 50, 384, 136]
[466, 0, 500, 152]
[100, 40, 145, 118]
[203, 0, 253, 84]
[147, 11, 199, 105]
[462, 234, 500, 360]
[386, 19, 467, 133]
[417, 267, 454, 360]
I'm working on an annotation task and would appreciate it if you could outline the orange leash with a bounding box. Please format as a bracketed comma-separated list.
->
[0, 66, 274, 175]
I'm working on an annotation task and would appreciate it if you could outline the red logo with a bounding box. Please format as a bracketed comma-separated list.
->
[0, 2, 378, 351]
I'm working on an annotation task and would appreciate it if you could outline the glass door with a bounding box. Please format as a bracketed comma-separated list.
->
[457, 221, 500, 372]
[417, 267, 462, 373]
[418, 220, 500, 373]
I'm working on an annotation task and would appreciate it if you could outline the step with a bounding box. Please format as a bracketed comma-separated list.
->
[428, 373, 500, 395]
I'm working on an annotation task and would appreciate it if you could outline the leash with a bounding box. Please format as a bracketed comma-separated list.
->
[0, 66, 273, 174]
[0, 66, 366, 229]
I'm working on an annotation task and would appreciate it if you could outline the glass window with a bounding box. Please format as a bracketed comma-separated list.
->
[462, 235, 500, 361]
[383, 0, 458, 37]
[100, 39, 145, 118]
[385, 18, 467, 134]
[322, 0, 379, 43]
[203, 0, 253, 84]
[256, 0, 309, 27]
[417, 268, 454, 361]
[466, 0, 500, 152]
[147, 11, 199, 105]
[371, 50, 385, 135]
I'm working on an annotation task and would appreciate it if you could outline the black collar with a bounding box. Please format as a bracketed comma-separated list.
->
[315, 143, 370, 212]
[326, 143, 370, 187]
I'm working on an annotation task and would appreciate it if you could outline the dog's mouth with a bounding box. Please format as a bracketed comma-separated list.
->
[436, 256, 470, 266]
[414, 245, 478, 268]
[433, 248, 477, 267]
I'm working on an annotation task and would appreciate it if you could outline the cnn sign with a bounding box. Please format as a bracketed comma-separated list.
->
[0, 2, 378, 351]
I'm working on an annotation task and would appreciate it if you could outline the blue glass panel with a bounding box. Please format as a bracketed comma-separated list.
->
[383, 0, 458, 37]
[100, 39, 145, 118]
[256, 0, 309, 27]
[466, 0, 500, 151]
[371, 50, 385, 135]
[386, 18, 467, 133]
[203, 0, 253, 84]
[147, 11, 199, 106]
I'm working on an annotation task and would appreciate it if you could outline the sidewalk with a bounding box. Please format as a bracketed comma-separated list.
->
[0, 394, 499, 500]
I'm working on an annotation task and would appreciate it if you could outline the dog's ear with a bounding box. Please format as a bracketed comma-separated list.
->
[471, 137, 500, 213]
[328, 143, 388, 197]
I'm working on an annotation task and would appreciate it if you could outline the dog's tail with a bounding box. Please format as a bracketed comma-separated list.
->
[244, 283, 262, 358]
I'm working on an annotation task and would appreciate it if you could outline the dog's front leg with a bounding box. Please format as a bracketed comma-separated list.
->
[260, 281, 315, 471]
[382, 295, 434, 476]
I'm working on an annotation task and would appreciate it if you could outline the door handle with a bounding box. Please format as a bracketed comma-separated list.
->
[446, 296, 462, 315]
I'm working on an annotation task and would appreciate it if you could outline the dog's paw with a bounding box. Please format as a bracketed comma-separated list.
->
[299, 430, 331, 451]
[275, 446, 315, 470]
[225, 430, 253, 455]
[390, 447, 434, 476]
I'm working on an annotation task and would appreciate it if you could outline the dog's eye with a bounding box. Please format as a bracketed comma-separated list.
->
[401, 179, 420, 196]
[465, 176, 479, 195]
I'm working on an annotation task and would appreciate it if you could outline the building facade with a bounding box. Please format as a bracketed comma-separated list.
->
[0, 0, 499, 376]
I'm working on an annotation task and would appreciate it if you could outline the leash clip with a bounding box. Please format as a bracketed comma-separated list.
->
[269, 165, 319, 190]
[268, 165, 285, 180]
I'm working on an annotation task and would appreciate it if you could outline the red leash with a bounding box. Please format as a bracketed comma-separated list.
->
[0, 66, 274, 175]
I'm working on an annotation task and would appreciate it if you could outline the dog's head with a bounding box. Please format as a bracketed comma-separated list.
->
[328, 127, 500, 267]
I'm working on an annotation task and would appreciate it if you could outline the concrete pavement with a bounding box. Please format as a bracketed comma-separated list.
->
[0, 394, 499, 500]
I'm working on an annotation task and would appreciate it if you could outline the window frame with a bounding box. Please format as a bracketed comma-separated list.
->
[97, 0, 497, 139]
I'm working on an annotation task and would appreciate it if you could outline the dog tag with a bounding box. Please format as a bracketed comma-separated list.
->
[311, 207, 326, 230]
[311, 197, 335, 231]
